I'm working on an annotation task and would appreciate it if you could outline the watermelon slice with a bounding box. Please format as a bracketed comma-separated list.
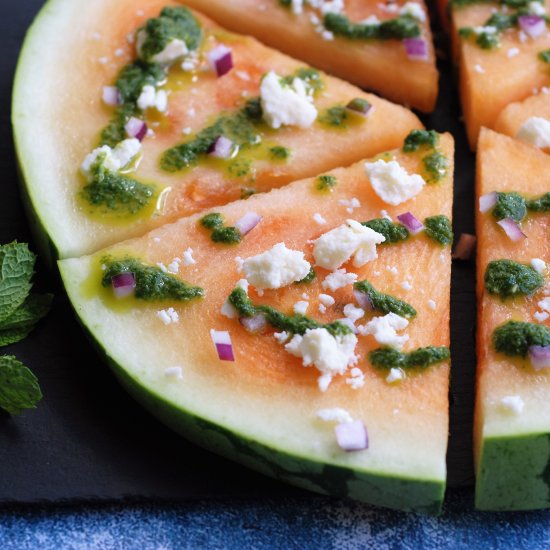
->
[450, 1, 550, 148]
[475, 128, 550, 510]
[12, 0, 422, 262]
[59, 132, 454, 512]
[180, 0, 439, 112]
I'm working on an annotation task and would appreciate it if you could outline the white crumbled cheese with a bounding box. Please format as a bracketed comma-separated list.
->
[380, 209, 392, 221]
[137, 85, 168, 112]
[291, 0, 304, 13]
[313, 219, 385, 270]
[473, 25, 498, 35]
[365, 159, 426, 205]
[319, 0, 345, 14]
[236, 70, 251, 81]
[386, 266, 398, 275]
[500, 395, 525, 414]
[507, 47, 520, 58]
[531, 258, 547, 274]
[153, 39, 188, 64]
[535, 311, 550, 322]
[167, 260, 180, 274]
[386, 367, 405, 384]
[321, 29, 334, 40]
[316, 408, 353, 424]
[358, 312, 409, 349]
[164, 366, 183, 379]
[319, 304, 327, 314]
[517, 116, 550, 148]
[221, 279, 249, 319]
[313, 213, 327, 225]
[338, 198, 361, 214]
[401, 281, 413, 291]
[98, 56, 109, 64]
[428, 299, 437, 310]
[115, 48, 125, 57]
[346, 366, 365, 389]
[182, 127, 192, 135]
[294, 301, 309, 315]
[153, 237, 161, 243]
[242, 242, 311, 289]
[399, 2, 426, 21]
[319, 294, 335, 307]
[182, 247, 196, 266]
[260, 71, 317, 129]
[285, 328, 358, 391]
[538, 297, 550, 313]
[301, 293, 309, 300]
[528, 1, 546, 15]
[81, 139, 142, 178]
[235, 256, 244, 273]
[474, 64, 485, 74]
[157, 262, 168, 273]
[274, 331, 290, 344]
[322, 269, 358, 291]
[157, 307, 179, 325]
[343, 304, 364, 322]
[361, 14, 381, 25]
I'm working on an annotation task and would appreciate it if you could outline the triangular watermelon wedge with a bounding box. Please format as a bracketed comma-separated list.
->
[475, 128, 550, 510]
[59, 131, 454, 512]
[12, 1, 421, 261]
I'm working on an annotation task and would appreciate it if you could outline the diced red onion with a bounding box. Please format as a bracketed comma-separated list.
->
[518, 15, 546, 39]
[529, 346, 550, 370]
[479, 191, 497, 213]
[497, 218, 527, 242]
[239, 313, 267, 333]
[346, 98, 372, 117]
[452, 233, 477, 260]
[124, 117, 148, 141]
[208, 136, 234, 159]
[102, 86, 121, 106]
[335, 420, 369, 452]
[336, 318, 358, 334]
[404, 38, 428, 61]
[111, 272, 136, 298]
[210, 329, 235, 362]
[208, 45, 233, 77]
[353, 289, 374, 312]
[235, 212, 262, 236]
[397, 212, 425, 235]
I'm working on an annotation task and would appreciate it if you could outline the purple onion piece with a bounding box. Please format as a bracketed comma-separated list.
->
[529, 345, 550, 370]
[397, 212, 425, 235]
[403, 38, 428, 61]
[496, 218, 527, 242]
[234, 212, 262, 236]
[102, 86, 122, 106]
[210, 330, 235, 362]
[335, 420, 369, 452]
[208, 45, 234, 77]
[208, 135, 235, 159]
[111, 272, 136, 299]
[239, 313, 267, 334]
[124, 117, 148, 141]
[353, 289, 374, 312]
[452, 233, 477, 260]
[479, 191, 497, 213]
[518, 15, 546, 38]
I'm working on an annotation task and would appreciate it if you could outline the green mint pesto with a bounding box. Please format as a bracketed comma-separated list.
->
[452, 0, 538, 9]
[279, 0, 292, 5]
[316, 174, 338, 192]
[227, 159, 253, 178]
[354, 280, 417, 318]
[280, 68, 325, 95]
[161, 98, 262, 172]
[423, 151, 449, 182]
[492, 192, 527, 222]
[324, 13, 420, 40]
[493, 321, 550, 357]
[319, 105, 348, 127]
[269, 146, 291, 160]
[347, 97, 372, 113]
[539, 49, 550, 62]
[136, 7, 202, 63]
[200, 213, 241, 244]
[369, 346, 450, 369]
[361, 218, 410, 244]
[403, 130, 439, 152]
[81, 160, 154, 214]
[296, 267, 316, 284]
[101, 257, 204, 301]
[228, 287, 352, 337]
[100, 61, 165, 147]
[484, 259, 544, 298]
[424, 215, 453, 246]
[526, 192, 550, 212]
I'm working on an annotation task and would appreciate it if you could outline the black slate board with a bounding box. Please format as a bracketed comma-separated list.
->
[0, 0, 476, 503]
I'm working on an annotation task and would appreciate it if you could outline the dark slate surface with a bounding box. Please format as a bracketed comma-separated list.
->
[1, 0, 477, 507]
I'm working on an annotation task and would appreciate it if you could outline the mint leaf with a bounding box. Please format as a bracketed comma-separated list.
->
[0, 243, 36, 324]
[0, 327, 33, 347]
[0, 294, 53, 332]
[0, 355, 42, 414]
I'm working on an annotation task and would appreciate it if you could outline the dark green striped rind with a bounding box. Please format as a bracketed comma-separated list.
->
[476, 433, 550, 511]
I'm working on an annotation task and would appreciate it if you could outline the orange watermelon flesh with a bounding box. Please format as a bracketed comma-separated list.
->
[59, 134, 454, 512]
[451, 3, 550, 148]
[475, 128, 550, 510]
[179, 0, 439, 112]
[12, 0, 422, 261]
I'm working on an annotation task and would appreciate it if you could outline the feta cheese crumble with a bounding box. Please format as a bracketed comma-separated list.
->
[242, 243, 311, 289]
[500, 395, 525, 414]
[364, 159, 426, 205]
[313, 219, 385, 270]
[338, 197, 361, 214]
[319, 294, 335, 307]
[137, 84, 168, 112]
[164, 366, 183, 379]
[260, 71, 317, 129]
[386, 367, 405, 384]
[531, 258, 547, 274]
[346, 367, 365, 389]
[474, 64, 485, 74]
[81, 139, 141, 178]
[157, 307, 179, 325]
[343, 303, 364, 322]
[528, 1, 546, 15]
[182, 247, 196, 266]
[285, 328, 358, 391]
[293, 300, 309, 315]
[313, 213, 327, 225]
[322, 269, 358, 291]
[428, 299, 437, 310]
[358, 312, 409, 349]
[399, 2, 426, 21]
[507, 47, 520, 58]
[517, 117, 550, 148]
[316, 408, 353, 424]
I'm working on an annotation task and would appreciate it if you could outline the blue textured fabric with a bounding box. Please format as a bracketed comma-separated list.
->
[1, 490, 550, 549]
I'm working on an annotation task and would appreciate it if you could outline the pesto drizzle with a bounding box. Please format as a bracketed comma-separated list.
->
[493, 321, 550, 357]
[200, 213, 241, 244]
[484, 259, 545, 298]
[362, 218, 410, 244]
[424, 215, 454, 246]
[369, 346, 450, 369]
[354, 280, 417, 318]
[323, 13, 421, 40]
[486, 191, 550, 225]
[402, 130, 448, 183]
[316, 174, 338, 192]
